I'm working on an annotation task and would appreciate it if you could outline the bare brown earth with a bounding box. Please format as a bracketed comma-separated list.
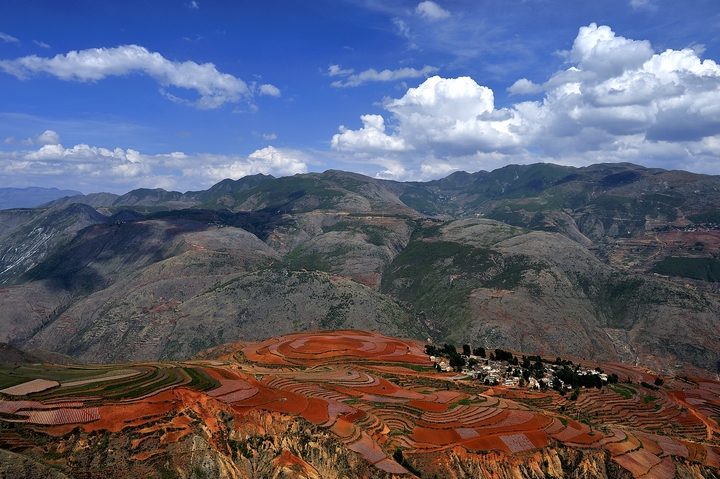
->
[608, 227, 720, 292]
[0, 330, 719, 478]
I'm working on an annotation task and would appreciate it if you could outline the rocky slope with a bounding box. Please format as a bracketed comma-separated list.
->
[385, 218, 720, 372]
[0, 203, 110, 284]
[0, 409, 662, 479]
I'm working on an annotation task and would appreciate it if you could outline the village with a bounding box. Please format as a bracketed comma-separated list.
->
[425, 343, 619, 395]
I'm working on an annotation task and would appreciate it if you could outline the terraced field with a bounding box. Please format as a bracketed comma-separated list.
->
[1, 330, 719, 478]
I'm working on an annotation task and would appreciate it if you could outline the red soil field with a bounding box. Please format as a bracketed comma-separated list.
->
[686, 442, 707, 463]
[636, 434, 664, 455]
[542, 417, 565, 434]
[646, 456, 677, 479]
[605, 434, 643, 457]
[550, 419, 590, 441]
[462, 434, 534, 454]
[354, 377, 404, 396]
[613, 448, 662, 477]
[206, 379, 255, 397]
[348, 432, 391, 464]
[2, 330, 720, 479]
[300, 397, 329, 424]
[499, 433, 536, 453]
[330, 415, 356, 438]
[407, 400, 449, 412]
[522, 429, 550, 449]
[239, 330, 430, 366]
[227, 384, 280, 409]
[260, 389, 310, 415]
[410, 427, 462, 445]
[706, 446, 720, 468]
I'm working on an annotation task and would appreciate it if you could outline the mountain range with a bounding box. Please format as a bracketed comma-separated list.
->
[0, 187, 82, 210]
[1, 162, 719, 376]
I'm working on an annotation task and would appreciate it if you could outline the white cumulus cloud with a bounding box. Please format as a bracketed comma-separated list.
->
[258, 84, 281, 97]
[0, 45, 279, 110]
[416, 1, 451, 21]
[4, 129, 61, 146]
[333, 76, 520, 159]
[0, 142, 308, 193]
[188, 147, 308, 185]
[327, 64, 354, 76]
[36, 130, 61, 145]
[330, 65, 438, 87]
[331, 23, 720, 180]
[333, 114, 410, 152]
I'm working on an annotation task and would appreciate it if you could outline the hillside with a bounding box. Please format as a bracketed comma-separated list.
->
[0, 342, 43, 364]
[0, 330, 718, 478]
[0, 163, 719, 376]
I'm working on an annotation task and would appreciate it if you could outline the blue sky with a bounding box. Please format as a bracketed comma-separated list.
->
[1, 0, 719, 193]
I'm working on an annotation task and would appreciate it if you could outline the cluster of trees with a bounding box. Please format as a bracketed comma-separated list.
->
[490, 348, 515, 363]
[521, 355, 546, 380]
[424, 344, 625, 396]
[640, 378, 664, 390]
[425, 344, 521, 365]
[552, 365, 618, 391]
[425, 343, 455, 358]
[425, 343, 465, 372]
[426, 343, 488, 373]
[462, 344, 486, 358]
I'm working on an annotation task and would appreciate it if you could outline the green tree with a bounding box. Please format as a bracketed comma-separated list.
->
[449, 355, 465, 372]
[534, 358, 544, 372]
[522, 355, 531, 369]
[570, 388, 580, 401]
[473, 347, 486, 358]
[441, 343, 457, 357]
[424, 344, 438, 356]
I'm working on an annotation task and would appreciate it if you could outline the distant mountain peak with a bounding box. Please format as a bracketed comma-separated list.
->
[0, 186, 83, 210]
